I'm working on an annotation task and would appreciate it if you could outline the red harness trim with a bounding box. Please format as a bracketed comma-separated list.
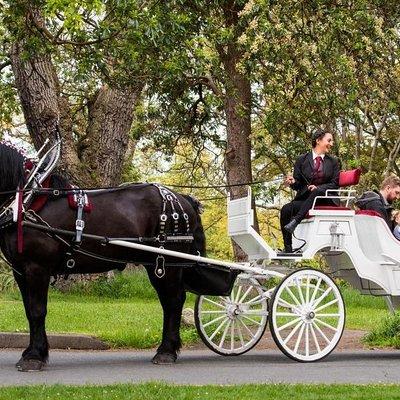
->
[29, 177, 52, 212]
[17, 187, 23, 254]
[28, 178, 92, 213]
[67, 191, 92, 212]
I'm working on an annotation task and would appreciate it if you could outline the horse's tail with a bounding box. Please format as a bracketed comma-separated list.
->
[182, 194, 206, 257]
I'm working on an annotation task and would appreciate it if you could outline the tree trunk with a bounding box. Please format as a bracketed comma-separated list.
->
[9, 5, 143, 287]
[82, 85, 143, 186]
[218, 39, 256, 261]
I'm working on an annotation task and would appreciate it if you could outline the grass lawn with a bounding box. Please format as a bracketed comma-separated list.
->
[0, 291, 197, 348]
[0, 272, 392, 348]
[1, 383, 400, 400]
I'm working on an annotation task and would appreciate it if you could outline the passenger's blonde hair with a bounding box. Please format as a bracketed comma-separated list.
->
[381, 175, 400, 190]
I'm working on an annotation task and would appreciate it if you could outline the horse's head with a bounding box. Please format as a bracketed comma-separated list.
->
[0, 142, 26, 201]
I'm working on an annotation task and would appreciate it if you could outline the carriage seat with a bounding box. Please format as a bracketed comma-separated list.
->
[306, 168, 362, 217]
[354, 213, 400, 263]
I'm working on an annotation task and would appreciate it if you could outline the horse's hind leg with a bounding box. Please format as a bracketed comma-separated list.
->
[13, 262, 50, 372]
[146, 267, 186, 364]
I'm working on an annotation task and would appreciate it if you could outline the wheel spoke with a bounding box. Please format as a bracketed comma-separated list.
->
[314, 317, 338, 332]
[294, 323, 305, 354]
[209, 317, 229, 341]
[316, 313, 341, 317]
[200, 310, 227, 315]
[305, 324, 309, 357]
[234, 285, 243, 303]
[277, 316, 302, 332]
[310, 324, 321, 353]
[285, 286, 301, 306]
[238, 316, 256, 338]
[295, 279, 305, 305]
[277, 297, 297, 310]
[243, 310, 268, 316]
[312, 321, 331, 344]
[203, 297, 226, 309]
[245, 293, 263, 305]
[275, 312, 299, 317]
[218, 319, 232, 347]
[283, 320, 303, 345]
[237, 321, 245, 348]
[310, 277, 322, 304]
[231, 320, 235, 351]
[306, 275, 311, 304]
[240, 314, 262, 326]
[203, 314, 226, 328]
[312, 286, 332, 309]
[314, 298, 339, 313]
[239, 285, 254, 303]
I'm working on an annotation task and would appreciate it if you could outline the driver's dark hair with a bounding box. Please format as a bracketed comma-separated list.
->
[311, 128, 330, 148]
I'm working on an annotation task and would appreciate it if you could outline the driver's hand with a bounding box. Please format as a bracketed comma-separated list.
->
[284, 175, 295, 187]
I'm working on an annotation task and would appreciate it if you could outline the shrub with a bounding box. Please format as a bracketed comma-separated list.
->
[0, 259, 15, 293]
[364, 312, 400, 348]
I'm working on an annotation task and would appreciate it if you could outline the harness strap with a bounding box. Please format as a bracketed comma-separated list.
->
[73, 190, 86, 245]
[153, 184, 190, 237]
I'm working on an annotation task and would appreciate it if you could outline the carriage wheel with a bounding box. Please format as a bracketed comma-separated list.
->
[269, 268, 345, 362]
[194, 277, 268, 356]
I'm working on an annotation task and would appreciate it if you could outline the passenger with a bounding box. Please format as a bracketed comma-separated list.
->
[393, 210, 400, 241]
[280, 128, 340, 254]
[355, 175, 400, 231]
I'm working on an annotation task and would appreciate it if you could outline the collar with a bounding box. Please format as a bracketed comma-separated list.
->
[379, 190, 389, 206]
[312, 151, 325, 160]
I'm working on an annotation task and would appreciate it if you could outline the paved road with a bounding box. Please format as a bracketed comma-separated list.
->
[1, 349, 400, 385]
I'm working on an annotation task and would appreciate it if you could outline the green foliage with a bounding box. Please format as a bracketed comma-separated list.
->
[364, 312, 400, 348]
[65, 269, 157, 300]
[0, 260, 15, 293]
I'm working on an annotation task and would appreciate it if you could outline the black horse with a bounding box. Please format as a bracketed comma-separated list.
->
[0, 142, 208, 371]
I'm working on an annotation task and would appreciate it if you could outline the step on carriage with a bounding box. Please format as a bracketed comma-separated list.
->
[5, 134, 400, 364]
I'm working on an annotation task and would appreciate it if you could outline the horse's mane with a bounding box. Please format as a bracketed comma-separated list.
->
[48, 174, 70, 189]
[0, 143, 26, 192]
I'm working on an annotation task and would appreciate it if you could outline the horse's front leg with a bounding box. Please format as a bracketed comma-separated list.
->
[146, 266, 186, 364]
[13, 262, 50, 372]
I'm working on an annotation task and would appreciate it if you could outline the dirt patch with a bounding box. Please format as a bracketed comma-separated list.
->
[185, 329, 370, 351]
[255, 329, 368, 351]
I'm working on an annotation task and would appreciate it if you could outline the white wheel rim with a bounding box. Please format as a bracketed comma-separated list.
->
[197, 278, 268, 354]
[271, 270, 345, 361]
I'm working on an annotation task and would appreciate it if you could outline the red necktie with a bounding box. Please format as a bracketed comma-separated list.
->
[314, 156, 322, 172]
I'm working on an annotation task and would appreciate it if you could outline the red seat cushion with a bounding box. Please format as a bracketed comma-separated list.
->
[305, 205, 351, 218]
[313, 205, 351, 210]
[355, 209, 383, 218]
[339, 168, 362, 187]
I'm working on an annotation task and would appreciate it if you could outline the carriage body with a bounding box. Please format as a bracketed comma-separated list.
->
[195, 184, 400, 362]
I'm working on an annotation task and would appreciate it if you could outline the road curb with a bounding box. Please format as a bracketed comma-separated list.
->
[0, 332, 110, 350]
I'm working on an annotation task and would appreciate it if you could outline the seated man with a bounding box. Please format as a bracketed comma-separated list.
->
[355, 175, 400, 231]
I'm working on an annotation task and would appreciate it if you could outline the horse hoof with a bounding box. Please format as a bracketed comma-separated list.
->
[15, 357, 23, 369]
[17, 359, 45, 372]
[152, 352, 177, 365]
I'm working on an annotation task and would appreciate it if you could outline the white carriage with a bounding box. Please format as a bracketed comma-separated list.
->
[194, 183, 400, 362]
